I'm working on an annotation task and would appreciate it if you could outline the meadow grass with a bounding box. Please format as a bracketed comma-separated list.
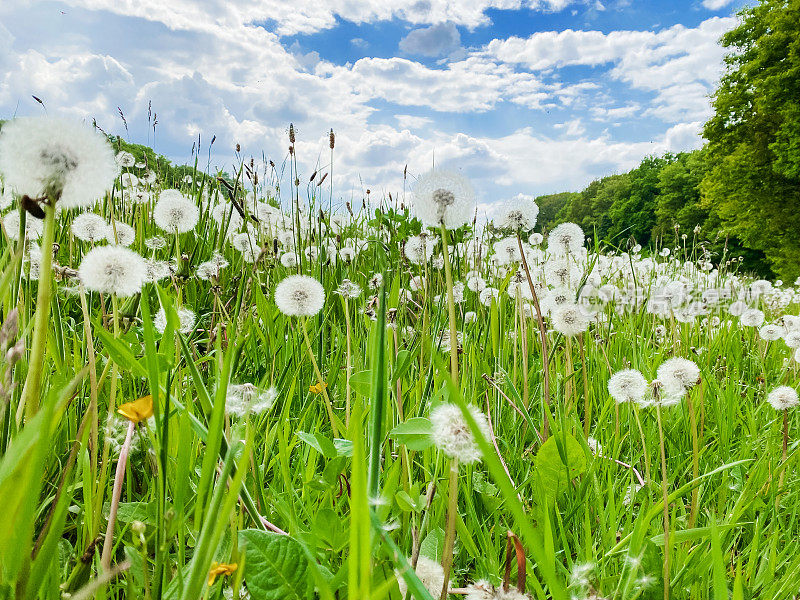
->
[0, 120, 799, 600]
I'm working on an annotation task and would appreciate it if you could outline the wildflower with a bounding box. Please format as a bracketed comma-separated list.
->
[740, 308, 765, 327]
[117, 395, 154, 424]
[153, 189, 199, 233]
[197, 252, 229, 280]
[464, 579, 494, 600]
[274, 275, 325, 317]
[529, 232, 544, 246]
[547, 222, 584, 256]
[71, 212, 110, 243]
[551, 303, 590, 337]
[767, 386, 799, 411]
[226, 384, 277, 417]
[404, 235, 434, 264]
[2, 210, 43, 241]
[0, 117, 118, 210]
[120, 172, 138, 188]
[153, 306, 196, 334]
[280, 251, 299, 268]
[335, 279, 362, 299]
[369, 273, 384, 290]
[640, 378, 683, 408]
[430, 403, 490, 464]
[783, 331, 800, 349]
[656, 357, 700, 394]
[115, 151, 135, 168]
[412, 170, 475, 229]
[144, 235, 168, 250]
[396, 556, 447, 599]
[108, 220, 135, 246]
[309, 381, 328, 395]
[497, 194, 539, 231]
[208, 562, 238, 586]
[145, 259, 172, 282]
[759, 324, 784, 341]
[607, 369, 647, 404]
[78, 246, 147, 297]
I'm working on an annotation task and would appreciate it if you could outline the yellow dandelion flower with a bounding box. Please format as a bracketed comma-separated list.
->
[207, 561, 237, 586]
[117, 395, 154, 424]
[309, 381, 328, 394]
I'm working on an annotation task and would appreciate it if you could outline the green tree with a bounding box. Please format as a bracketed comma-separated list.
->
[702, 0, 800, 280]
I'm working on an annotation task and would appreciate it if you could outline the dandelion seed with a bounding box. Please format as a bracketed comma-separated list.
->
[335, 279, 362, 299]
[78, 246, 147, 297]
[225, 384, 277, 417]
[464, 579, 495, 600]
[144, 235, 167, 250]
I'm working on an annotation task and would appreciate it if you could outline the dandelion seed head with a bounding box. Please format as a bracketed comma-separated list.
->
[430, 403, 490, 464]
[274, 275, 325, 317]
[548, 222, 584, 256]
[153, 189, 199, 233]
[413, 170, 475, 229]
[78, 245, 147, 297]
[71, 212, 110, 243]
[108, 220, 135, 246]
[396, 556, 447, 600]
[607, 369, 647, 404]
[656, 357, 700, 392]
[767, 386, 799, 411]
[498, 194, 539, 231]
[0, 117, 118, 210]
[551, 303, 590, 337]
[153, 306, 196, 334]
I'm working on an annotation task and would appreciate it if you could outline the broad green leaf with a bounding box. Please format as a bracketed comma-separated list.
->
[296, 431, 338, 459]
[534, 432, 586, 501]
[239, 530, 312, 600]
[388, 417, 433, 451]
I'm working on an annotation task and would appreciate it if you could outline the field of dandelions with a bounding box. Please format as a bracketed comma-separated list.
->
[1, 116, 800, 600]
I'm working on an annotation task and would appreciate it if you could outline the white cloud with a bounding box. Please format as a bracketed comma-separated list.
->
[399, 22, 461, 57]
[702, 0, 735, 10]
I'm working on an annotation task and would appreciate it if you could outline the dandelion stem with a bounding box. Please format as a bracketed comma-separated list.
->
[686, 388, 700, 529]
[440, 457, 459, 600]
[656, 404, 670, 600]
[301, 317, 340, 438]
[516, 233, 551, 440]
[440, 224, 459, 384]
[18, 201, 56, 423]
[101, 420, 135, 570]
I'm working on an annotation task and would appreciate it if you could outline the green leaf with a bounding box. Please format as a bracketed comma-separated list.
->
[388, 417, 433, 451]
[350, 370, 372, 397]
[239, 530, 312, 600]
[392, 349, 414, 383]
[534, 432, 586, 501]
[420, 527, 445, 562]
[296, 431, 338, 460]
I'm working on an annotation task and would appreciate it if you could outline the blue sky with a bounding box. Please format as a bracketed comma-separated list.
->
[0, 0, 745, 214]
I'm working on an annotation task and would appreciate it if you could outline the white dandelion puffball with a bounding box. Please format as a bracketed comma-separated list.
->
[551, 303, 590, 337]
[154, 306, 197, 334]
[498, 194, 539, 231]
[211, 202, 244, 231]
[280, 251, 298, 268]
[225, 383, 277, 417]
[153, 189, 199, 233]
[767, 386, 799, 411]
[759, 323, 785, 341]
[78, 246, 147, 297]
[412, 170, 475, 229]
[115, 151, 135, 168]
[2, 211, 43, 241]
[608, 369, 648, 404]
[783, 331, 800, 350]
[108, 221, 136, 246]
[404, 235, 434, 264]
[71, 212, 110, 243]
[274, 275, 325, 317]
[548, 222, 585, 256]
[430, 403, 490, 464]
[656, 357, 700, 393]
[740, 308, 765, 327]
[396, 556, 447, 600]
[0, 117, 118, 210]
[336, 279, 362, 299]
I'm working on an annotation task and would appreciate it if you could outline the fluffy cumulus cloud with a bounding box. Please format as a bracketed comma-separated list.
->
[0, 0, 740, 205]
[399, 22, 461, 57]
